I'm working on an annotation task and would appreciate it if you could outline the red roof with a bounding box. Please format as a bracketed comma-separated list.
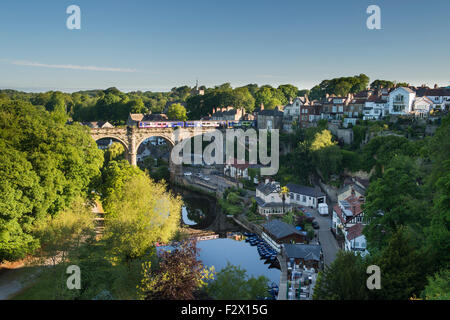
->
[346, 223, 364, 241]
[334, 194, 364, 224]
[227, 158, 250, 170]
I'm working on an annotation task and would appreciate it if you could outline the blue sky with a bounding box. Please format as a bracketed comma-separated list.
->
[0, 0, 449, 92]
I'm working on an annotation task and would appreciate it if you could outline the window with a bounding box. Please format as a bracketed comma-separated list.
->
[296, 194, 300, 201]
[302, 195, 306, 202]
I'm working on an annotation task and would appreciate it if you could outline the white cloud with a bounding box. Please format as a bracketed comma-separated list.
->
[9, 60, 137, 72]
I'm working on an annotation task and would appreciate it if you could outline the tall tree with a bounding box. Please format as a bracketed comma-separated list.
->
[313, 251, 369, 300]
[167, 103, 187, 121]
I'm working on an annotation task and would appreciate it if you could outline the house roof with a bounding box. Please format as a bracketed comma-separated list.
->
[255, 197, 292, 208]
[82, 121, 114, 128]
[286, 183, 325, 198]
[415, 87, 450, 97]
[346, 223, 365, 241]
[227, 158, 250, 170]
[129, 113, 144, 121]
[338, 183, 366, 197]
[256, 181, 280, 196]
[263, 219, 306, 240]
[284, 243, 322, 262]
[414, 96, 434, 105]
[394, 87, 415, 94]
[258, 108, 283, 117]
[334, 194, 364, 224]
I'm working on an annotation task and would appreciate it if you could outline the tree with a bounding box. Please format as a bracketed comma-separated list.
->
[103, 169, 182, 263]
[278, 84, 299, 102]
[279, 186, 289, 214]
[370, 227, 427, 300]
[140, 240, 214, 300]
[310, 129, 336, 151]
[103, 142, 125, 165]
[313, 251, 369, 300]
[0, 99, 103, 262]
[421, 269, 450, 300]
[207, 263, 269, 300]
[167, 103, 187, 121]
[232, 87, 255, 113]
[363, 156, 426, 253]
[32, 197, 95, 266]
[265, 97, 282, 110]
[370, 80, 395, 90]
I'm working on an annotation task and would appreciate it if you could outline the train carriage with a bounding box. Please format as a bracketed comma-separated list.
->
[138, 121, 185, 128]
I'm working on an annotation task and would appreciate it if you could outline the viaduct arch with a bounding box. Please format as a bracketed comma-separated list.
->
[90, 126, 217, 167]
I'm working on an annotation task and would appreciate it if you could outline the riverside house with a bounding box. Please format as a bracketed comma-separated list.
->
[255, 180, 293, 216]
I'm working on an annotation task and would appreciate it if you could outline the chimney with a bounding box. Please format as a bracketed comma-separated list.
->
[289, 97, 293, 104]
[260, 103, 264, 111]
[212, 108, 216, 114]
[325, 93, 330, 99]
[434, 84, 439, 89]
[265, 178, 270, 184]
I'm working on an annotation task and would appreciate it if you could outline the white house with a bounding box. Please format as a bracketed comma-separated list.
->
[286, 183, 326, 209]
[256, 180, 292, 216]
[417, 87, 450, 110]
[224, 158, 249, 180]
[344, 224, 368, 256]
[332, 194, 365, 233]
[388, 87, 416, 115]
[363, 95, 389, 120]
[283, 97, 307, 132]
[413, 96, 434, 118]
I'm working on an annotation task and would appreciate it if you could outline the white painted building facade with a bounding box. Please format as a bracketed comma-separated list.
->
[388, 87, 416, 115]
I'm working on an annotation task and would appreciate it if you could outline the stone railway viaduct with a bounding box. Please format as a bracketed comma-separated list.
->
[90, 126, 217, 167]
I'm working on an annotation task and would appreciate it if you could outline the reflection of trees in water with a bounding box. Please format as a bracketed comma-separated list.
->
[186, 206, 205, 224]
[182, 197, 214, 229]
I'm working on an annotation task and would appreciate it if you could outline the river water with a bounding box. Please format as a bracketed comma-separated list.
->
[174, 188, 280, 285]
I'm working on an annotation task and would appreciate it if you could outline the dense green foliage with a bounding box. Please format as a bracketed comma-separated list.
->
[167, 103, 187, 121]
[309, 74, 369, 100]
[0, 98, 103, 262]
[207, 263, 269, 300]
[100, 160, 182, 262]
[314, 251, 370, 300]
[312, 115, 450, 300]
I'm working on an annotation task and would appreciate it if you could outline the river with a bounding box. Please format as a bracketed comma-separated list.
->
[173, 187, 280, 285]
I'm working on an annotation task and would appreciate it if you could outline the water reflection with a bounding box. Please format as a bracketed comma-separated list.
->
[173, 187, 280, 286]
[180, 196, 214, 229]
[181, 206, 205, 226]
[197, 238, 280, 285]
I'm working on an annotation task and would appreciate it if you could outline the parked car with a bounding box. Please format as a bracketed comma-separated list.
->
[183, 172, 192, 176]
[312, 221, 320, 229]
[203, 176, 211, 181]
